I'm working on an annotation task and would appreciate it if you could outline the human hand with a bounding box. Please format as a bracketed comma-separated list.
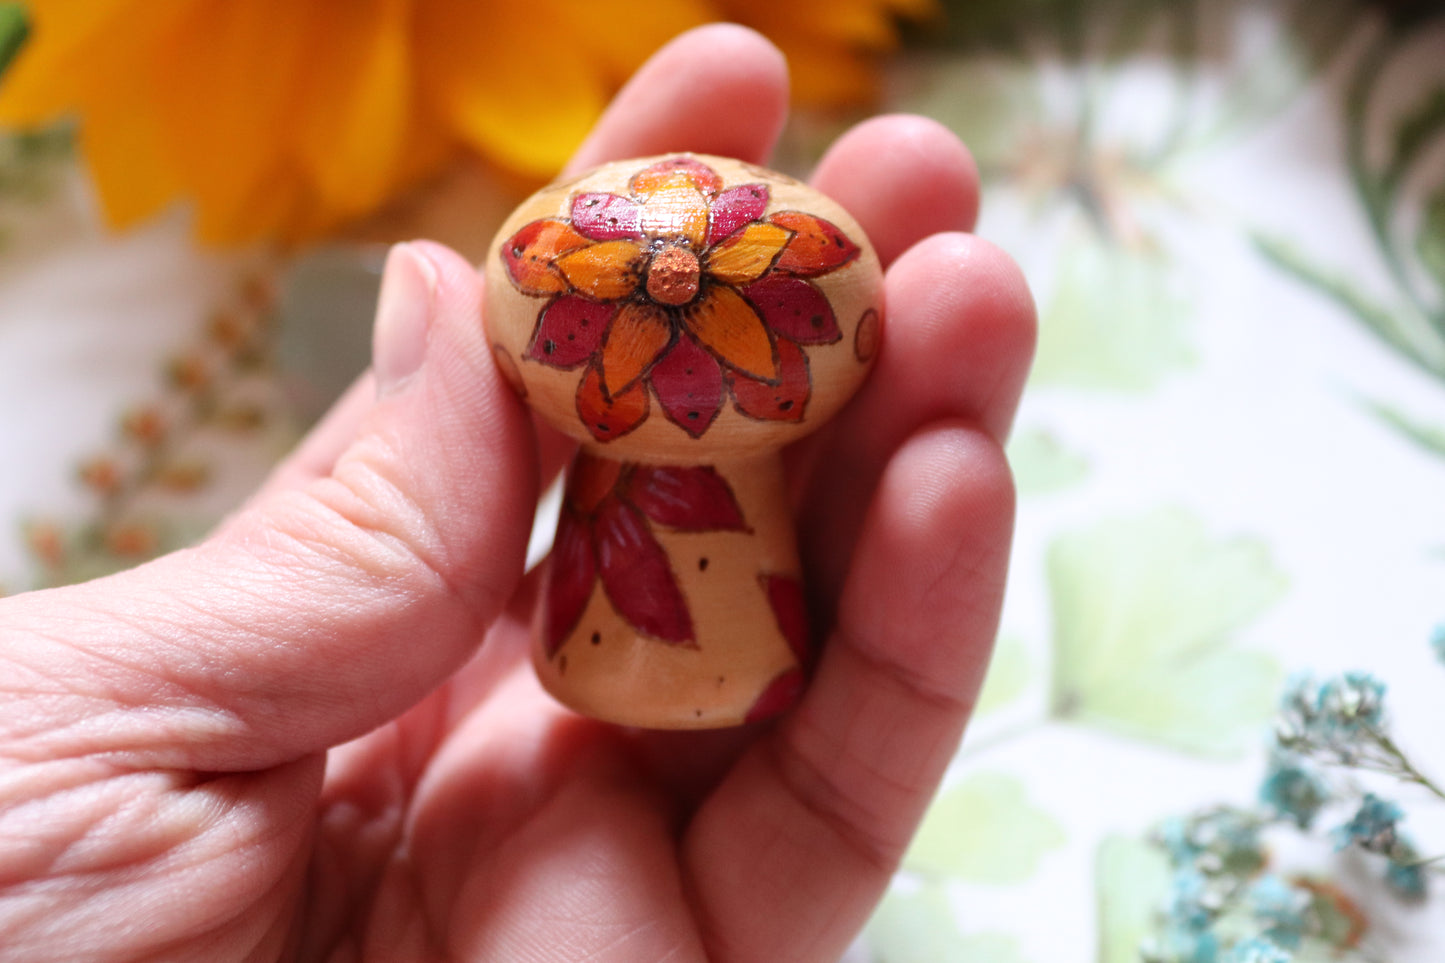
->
[0, 25, 1034, 963]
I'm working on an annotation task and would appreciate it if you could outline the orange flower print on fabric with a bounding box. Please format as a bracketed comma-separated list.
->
[501, 156, 861, 442]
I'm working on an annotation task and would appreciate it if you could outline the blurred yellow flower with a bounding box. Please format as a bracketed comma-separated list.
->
[0, 0, 933, 245]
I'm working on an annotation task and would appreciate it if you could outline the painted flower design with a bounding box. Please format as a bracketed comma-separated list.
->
[501, 156, 861, 441]
[544, 453, 748, 655]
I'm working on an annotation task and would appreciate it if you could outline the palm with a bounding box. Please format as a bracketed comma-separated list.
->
[0, 27, 1032, 963]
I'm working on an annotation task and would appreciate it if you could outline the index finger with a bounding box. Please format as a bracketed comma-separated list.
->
[564, 24, 789, 176]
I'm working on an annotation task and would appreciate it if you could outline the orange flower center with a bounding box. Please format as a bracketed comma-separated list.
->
[645, 244, 701, 306]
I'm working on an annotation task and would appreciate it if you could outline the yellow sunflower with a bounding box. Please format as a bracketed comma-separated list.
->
[0, 0, 934, 245]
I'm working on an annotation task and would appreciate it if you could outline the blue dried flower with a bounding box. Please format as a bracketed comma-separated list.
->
[1258, 751, 1329, 829]
[1331, 793, 1403, 854]
[1314, 672, 1386, 736]
[1432, 624, 1445, 666]
[1227, 936, 1291, 963]
[1156, 808, 1264, 875]
[1166, 868, 1217, 931]
[1244, 874, 1310, 949]
[1151, 922, 1221, 963]
[1275, 673, 1319, 743]
[1384, 837, 1429, 901]
[1159, 815, 1203, 868]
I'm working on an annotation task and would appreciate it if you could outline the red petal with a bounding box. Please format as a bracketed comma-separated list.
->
[593, 498, 694, 644]
[576, 363, 649, 442]
[570, 192, 643, 240]
[627, 465, 747, 532]
[729, 338, 810, 422]
[745, 668, 807, 723]
[542, 508, 596, 657]
[648, 335, 724, 438]
[630, 155, 723, 197]
[525, 295, 614, 368]
[768, 212, 862, 276]
[761, 574, 811, 666]
[707, 183, 770, 246]
[743, 276, 841, 345]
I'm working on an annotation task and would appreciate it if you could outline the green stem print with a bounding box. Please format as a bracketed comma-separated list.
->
[912, 0, 1360, 397]
[1254, 11, 1445, 456]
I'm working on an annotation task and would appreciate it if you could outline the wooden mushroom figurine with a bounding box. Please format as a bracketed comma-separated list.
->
[485, 153, 883, 729]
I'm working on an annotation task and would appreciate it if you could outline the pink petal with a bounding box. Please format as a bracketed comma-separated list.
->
[743, 276, 841, 345]
[593, 498, 695, 645]
[745, 668, 807, 723]
[706, 183, 770, 246]
[570, 192, 643, 240]
[542, 508, 596, 657]
[648, 335, 724, 437]
[627, 466, 747, 532]
[526, 296, 614, 368]
[761, 574, 811, 666]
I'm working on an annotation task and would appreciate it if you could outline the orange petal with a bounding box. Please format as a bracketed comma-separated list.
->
[567, 452, 624, 514]
[639, 187, 709, 248]
[555, 239, 646, 300]
[706, 222, 792, 285]
[601, 303, 675, 397]
[768, 211, 862, 276]
[684, 286, 778, 382]
[577, 363, 650, 442]
[503, 219, 591, 295]
[630, 156, 723, 197]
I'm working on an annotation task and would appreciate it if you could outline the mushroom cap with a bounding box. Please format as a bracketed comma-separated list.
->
[484, 152, 884, 464]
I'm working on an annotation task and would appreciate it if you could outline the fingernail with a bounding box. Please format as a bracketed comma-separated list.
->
[373, 242, 438, 395]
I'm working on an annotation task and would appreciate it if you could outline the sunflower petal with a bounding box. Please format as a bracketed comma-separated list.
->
[555, 239, 646, 300]
[417, 2, 603, 176]
[294, 0, 411, 218]
[593, 499, 694, 644]
[526, 295, 614, 368]
[648, 335, 724, 438]
[627, 466, 746, 532]
[769, 211, 862, 276]
[543, 507, 596, 657]
[504, 219, 591, 295]
[577, 363, 649, 442]
[629, 156, 722, 197]
[600, 302, 675, 397]
[685, 286, 778, 382]
[742, 276, 841, 344]
[707, 183, 770, 246]
[571, 192, 644, 240]
[729, 337, 810, 422]
[707, 222, 792, 286]
[151, 1, 315, 239]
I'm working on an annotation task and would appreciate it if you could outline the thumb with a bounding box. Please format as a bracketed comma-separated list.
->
[0, 242, 539, 771]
